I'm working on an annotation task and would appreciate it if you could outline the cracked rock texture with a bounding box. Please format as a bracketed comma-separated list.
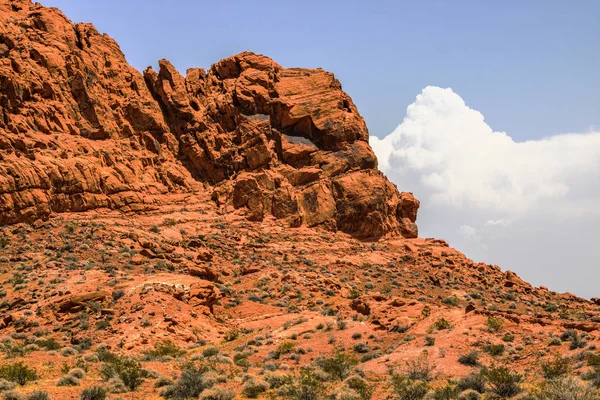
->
[0, 0, 418, 238]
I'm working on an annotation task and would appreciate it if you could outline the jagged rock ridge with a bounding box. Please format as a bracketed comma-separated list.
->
[0, 0, 418, 238]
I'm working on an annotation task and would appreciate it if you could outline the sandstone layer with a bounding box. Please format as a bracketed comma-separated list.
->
[0, 0, 418, 238]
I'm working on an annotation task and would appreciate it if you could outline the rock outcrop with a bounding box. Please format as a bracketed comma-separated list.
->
[0, 0, 418, 238]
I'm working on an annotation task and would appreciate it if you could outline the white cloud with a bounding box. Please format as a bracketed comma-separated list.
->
[485, 219, 510, 227]
[371, 86, 600, 298]
[457, 225, 478, 240]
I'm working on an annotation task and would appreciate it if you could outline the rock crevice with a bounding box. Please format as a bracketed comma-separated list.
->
[0, 0, 418, 238]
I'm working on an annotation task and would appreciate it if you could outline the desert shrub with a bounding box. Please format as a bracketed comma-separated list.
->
[431, 318, 451, 331]
[548, 337, 562, 346]
[143, 340, 184, 360]
[68, 368, 86, 379]
[202, 347, 220, 358]
[458, 351, 479, 366]
[560, 329, 577, 342]
[160, 364, 212, 399]
[344, 375, 372, 400]
[199, 388, 236, 400]
[111, 289, 125, 302]
[442, 296, 459, 307]
[389, 374, 429, 400]
[541, 355, 570, 379]
[80, 386, 107, 400]
[432, 382, 460, 399]
[0, 379, 16, 392]
[276, 341, 296, 357]
[2, 391, 25, 400]
[154, 377, 174, 388]
[457, 389, 481, 400]
[57, 374, 80, 386]
[0, 343, 24, 359]
[223, 328, 239, 342]
[586, 353, 600, 368]
[482, 367, 522, 398]
[334, 386, 362, 400]
[276, 367, 328, 400]
[483, 344, 505, 356]
[424, 336, 435, 346]
[353, 343, 370, 354]
[100, 355, 146, 391]
[533, 377, 596, 400]
[406, 352, 433, 381]
[242, 378, 269, 398]
[0, 363, 37, 386]
[457, 372, 486, 393]
[559, 329, 587, 350]
[106, 377, 127, 393]
[316, 353, 357, 381]
[485, 317, 504, 333]
[27, 391, 49, 400]
[61, 347, 78, 356]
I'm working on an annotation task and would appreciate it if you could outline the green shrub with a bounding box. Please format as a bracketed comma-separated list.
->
[541, 355, 570, 379]
[143, 340, 185, 360]
[68, 368, 86, 379]
[0, 362, 37, 386]
[27, 391, 49, 400]
[457, 372, 485, 393]
[316, 353, 357, 380]
[202, 347, 220, 358]
[431, 318, 451, 331]
[485, 317, 504, 333]
[160, 364, 211, 399]
[2, 391, 25, 400]
[154, 377, 174, 388]
[406, 352, 433, 381]
[389, 374, 429, 400]
[534, 377, 596, 400]
[432, 383, 459, 399]
[112, 289, 126, 302]
[457, 389, 481, 400]
[276, 341, 296, 357]
[353, 343, 370, 354]
[277, 367, 327, 400]
[344, 375, 373, 400]
[199, 388, 236, 400]
[442, 296, 459, 307]
[458, 351, 479, 366]
[242, 379, 269, 398]
[80, 386, 107, 400]
[483, 344, 505, 356]
[100, 356, 146, 391]
[57, 374, 80, 386]
[34, 338, 61, 351]
[0, 379, 16, 391]
[482, 367, 522, 398]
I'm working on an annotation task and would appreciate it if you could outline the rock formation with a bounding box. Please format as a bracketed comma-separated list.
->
[0, 0, 418, 238]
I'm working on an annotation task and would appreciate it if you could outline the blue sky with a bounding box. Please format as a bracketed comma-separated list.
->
[41, 0, 599, 141]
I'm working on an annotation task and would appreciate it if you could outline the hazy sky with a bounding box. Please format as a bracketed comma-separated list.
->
[40, 1, 600, 297]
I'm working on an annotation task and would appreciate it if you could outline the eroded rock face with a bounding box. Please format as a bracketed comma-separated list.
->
[0, 0, 418, 238]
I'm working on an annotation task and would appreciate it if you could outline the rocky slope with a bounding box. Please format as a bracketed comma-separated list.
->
[0, 0, 418, 239]
[0, 1, 599, 400]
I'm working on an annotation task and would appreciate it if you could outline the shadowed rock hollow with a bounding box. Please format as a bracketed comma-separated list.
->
[0, 0, 418, 238]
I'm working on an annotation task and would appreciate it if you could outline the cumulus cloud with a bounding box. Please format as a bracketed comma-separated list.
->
[457, 225, 479, 240]
[371, 87, 600, 297]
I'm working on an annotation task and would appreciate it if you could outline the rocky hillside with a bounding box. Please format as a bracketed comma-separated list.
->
[0, 1, 599, 400]
[0, 0, 418, 239]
